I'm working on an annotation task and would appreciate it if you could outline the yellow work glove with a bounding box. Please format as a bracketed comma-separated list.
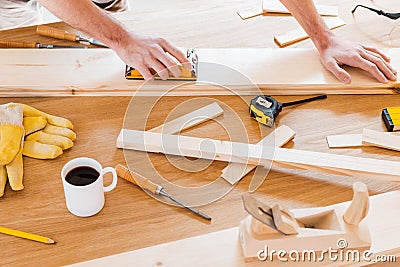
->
[0, 104, 24, 196]
[19, 104, 76, 159]
[0, 103, 76, 197]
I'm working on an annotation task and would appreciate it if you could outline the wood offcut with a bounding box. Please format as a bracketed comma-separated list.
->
[116, 102, 223, 148]
[221, 125, 295, 185]
[327, 129, 400, 152]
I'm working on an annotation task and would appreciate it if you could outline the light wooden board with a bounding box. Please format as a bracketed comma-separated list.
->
[69, 190, 400, 267]
[238, 1, 338, 20]
[237, 6, 264, 20]
[116, 102, 223, 147]
[262, 0, 338, 16]
[327, 134, 363, 148]
[362, 128, 400, 152]
[221, 125, 296, 185]
[118, 130, 400, 181]
[1, 48, 399, 96]
[327, 129, 400, 151]
[274, 17, 346, 47]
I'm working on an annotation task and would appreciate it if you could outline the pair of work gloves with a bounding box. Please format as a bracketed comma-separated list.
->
[0, 103, 76, 197]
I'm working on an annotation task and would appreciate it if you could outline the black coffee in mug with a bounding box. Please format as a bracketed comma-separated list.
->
[65, 166, 100, 186]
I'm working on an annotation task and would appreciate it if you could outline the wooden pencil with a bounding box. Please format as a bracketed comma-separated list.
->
[0, 226, 56, 244]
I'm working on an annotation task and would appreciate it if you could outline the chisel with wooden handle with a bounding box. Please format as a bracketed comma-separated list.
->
[0, 40, 86, 49]
[36, 25, 108, 48]
[115, 164, 211, 221]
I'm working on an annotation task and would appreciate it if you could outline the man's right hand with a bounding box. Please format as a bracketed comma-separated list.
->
[112, 32, 192, 80]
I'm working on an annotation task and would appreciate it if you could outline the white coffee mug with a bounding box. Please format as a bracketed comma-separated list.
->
[61, 157, 117, 217]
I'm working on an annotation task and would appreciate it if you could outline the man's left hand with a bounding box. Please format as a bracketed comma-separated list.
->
[318, 36, 397, 84]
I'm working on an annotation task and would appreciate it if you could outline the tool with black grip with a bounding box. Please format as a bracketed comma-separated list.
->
[249, 94, 327, 127]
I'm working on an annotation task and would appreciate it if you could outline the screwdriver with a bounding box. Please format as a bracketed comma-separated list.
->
[36, 25, 108, 48]
[115, 164, 212, 221]
[0, 40, 86, 49]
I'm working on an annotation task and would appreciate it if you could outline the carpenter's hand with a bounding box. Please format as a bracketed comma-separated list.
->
[318, 36, 397, 83]
[113, 32, 191, 80]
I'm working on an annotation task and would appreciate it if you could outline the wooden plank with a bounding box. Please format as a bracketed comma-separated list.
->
[327, 129, 400, 151]
[237, 7, 264, 20]
[362, 128, 400, 152]
[262, 0, 338, 16]
[116, 102, 223, 148]
[221, 125, 295, 185]
[274, 17, 346, 47]
[326, 134, 363, 148]
[195, 48, 398, 94]
[237, 2, 338, 21]
[1, 48, 399, 96]
[69, 190, 400, 267]
[118, 130, 400, 181]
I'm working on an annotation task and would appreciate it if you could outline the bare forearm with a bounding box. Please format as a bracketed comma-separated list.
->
[37, 0, 129, 50]
[279, 0, 333, 51]
[37, 0, 190, 80]
[279, 0, 396, 83]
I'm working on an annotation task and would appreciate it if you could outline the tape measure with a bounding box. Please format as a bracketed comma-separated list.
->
[249, 95, 327, 127]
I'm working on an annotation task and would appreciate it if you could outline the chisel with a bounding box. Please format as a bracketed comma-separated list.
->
[36, 25, 108, 48]
[0, 40, 86, 49]
[115, 164, 212, 221]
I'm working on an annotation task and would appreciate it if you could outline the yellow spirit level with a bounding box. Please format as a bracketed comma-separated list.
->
[125, 48, 198, 81]
[382, 107, 400, 132]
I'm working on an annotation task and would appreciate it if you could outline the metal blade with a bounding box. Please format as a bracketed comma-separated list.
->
[88, 38, 108, 48]
[242, 193, 276, 229]
[78, 36, 108, 48]
[160, 189, 212, 221]
[37, 44, 87, 49]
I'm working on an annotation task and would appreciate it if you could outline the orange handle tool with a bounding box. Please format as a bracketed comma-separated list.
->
[0, 41, 37, 48]
[36, 25, 77, 42]
[115, 164, 212, 221]
[115, 164, 159, 194]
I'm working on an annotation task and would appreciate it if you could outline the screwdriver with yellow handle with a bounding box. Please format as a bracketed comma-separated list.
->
[0, 40, 86, 49]
[115, 164, 212, 221]
[36, 25, 108, 48]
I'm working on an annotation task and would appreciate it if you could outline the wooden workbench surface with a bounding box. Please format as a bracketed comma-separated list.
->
[1, 0, 400, 266]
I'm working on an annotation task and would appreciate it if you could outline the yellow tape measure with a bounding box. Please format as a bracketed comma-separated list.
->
[249, 95, 327, 127]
